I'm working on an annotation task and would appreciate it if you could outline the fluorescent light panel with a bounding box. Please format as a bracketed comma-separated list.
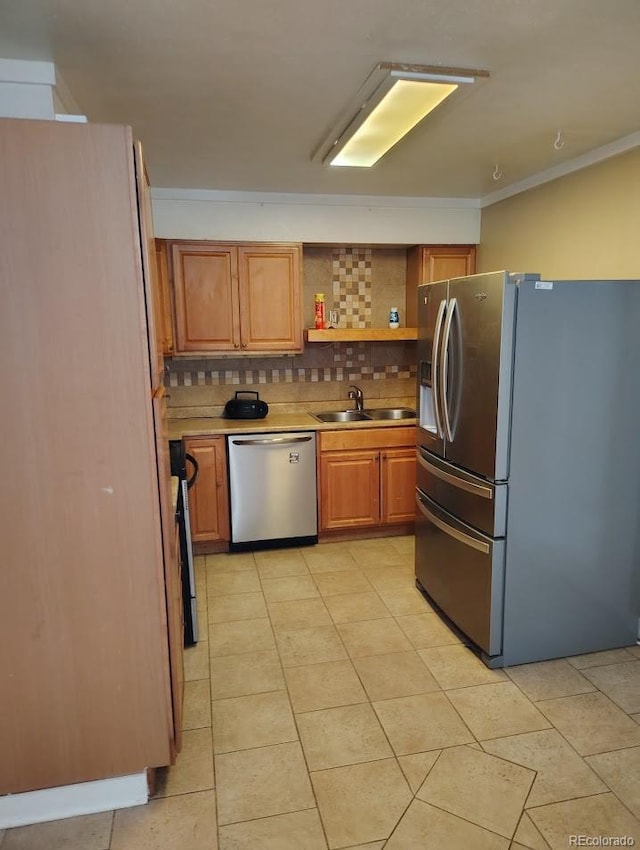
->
[325, 67, 480, 168]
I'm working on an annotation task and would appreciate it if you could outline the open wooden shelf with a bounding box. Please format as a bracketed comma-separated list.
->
[305, 327, 417, 343]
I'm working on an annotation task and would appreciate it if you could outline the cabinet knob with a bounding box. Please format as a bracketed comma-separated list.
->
[241, 342, 247, 349]
[234, 343, 240, 349]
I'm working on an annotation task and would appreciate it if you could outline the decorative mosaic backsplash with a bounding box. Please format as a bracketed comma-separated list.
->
[332, 247, 372, 328]
[167, 343, 415, 386]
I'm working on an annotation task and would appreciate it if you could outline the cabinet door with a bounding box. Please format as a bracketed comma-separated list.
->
[154, 239, 175, 356]
[320, 450, 380, 530]
[423, 245, 477, 284]
[237, 245, 302, 352]
[381, 448, 417, 524]
[172, 243, 240, 352]
[184, 437, 230, 543]
[406, 245, 476, 327]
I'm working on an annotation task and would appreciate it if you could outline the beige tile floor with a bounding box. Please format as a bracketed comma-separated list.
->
[3, 535, 640, 850]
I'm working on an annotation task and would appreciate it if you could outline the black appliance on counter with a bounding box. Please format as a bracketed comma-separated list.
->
[169, 440, 199, 646]
[223, 390, 269, 419]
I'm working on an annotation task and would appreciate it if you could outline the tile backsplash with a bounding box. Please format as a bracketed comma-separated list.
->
[331, 247, 372, 328]
[166, 342, 417, 418]
[166, 246, 417, 419]
[304, 246, 407, 330]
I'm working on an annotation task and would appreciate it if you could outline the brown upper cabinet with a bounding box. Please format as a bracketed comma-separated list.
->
[405, 245, 476, 327]
[170, 241, 303, 354]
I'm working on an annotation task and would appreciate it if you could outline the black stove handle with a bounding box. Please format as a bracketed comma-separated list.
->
[185, 453, 199, 489]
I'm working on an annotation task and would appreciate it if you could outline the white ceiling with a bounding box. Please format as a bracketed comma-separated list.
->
[2, 0, 640, 200]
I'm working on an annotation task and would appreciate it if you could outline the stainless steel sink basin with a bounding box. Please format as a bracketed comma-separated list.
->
[312, 407, 416, 423]
[363, 408, 416, 420]
[313, 410, 371, 422]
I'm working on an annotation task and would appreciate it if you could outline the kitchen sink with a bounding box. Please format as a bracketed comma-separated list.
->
[312, 407, 416, 423]
[313, 410, 371, 422]
[363, 408, 416, 420]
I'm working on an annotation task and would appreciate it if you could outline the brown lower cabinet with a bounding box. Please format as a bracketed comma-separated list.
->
[319, 428, 416, 532]
[184, 436, 230, 545]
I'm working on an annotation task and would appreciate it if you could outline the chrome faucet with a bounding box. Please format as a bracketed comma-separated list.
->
[348, 385, 364, 411]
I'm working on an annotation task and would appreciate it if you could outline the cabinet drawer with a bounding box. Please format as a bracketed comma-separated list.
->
[319, 426, 416, 452]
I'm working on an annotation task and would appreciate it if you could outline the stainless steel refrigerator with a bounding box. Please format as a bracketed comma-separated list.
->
[415, 271, 640, 667]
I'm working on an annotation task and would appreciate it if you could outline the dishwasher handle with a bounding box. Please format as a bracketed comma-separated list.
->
[231, 435, 314, 446]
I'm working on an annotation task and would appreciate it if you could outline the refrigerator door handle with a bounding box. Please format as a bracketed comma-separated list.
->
[431, 298, 447, 438]
[417, 451, 494, 500]
[416, 492, 490, 554]
[440, 296, 457, 442]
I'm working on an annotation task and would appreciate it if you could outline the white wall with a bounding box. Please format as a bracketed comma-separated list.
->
[0, 59, 55, 119]
[151, 189, 481, 244]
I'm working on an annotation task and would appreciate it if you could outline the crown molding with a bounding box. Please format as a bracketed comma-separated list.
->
[151, 188, 480, 209]
[152, 129, 640, 212]
[481, 130, 640, 208]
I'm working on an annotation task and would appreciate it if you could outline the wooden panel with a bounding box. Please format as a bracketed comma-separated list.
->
[169, 523, 185, 757]
[184, 436, 230, 543]
[406, 245, 477, 327]
[153, 392, 182, 760]
[319, 426, 416, 453]
[172, 243, 239, 351]
[381, 448, 417, 524]
[320, 451, 380, 530]
[134, 142, 164, 386]
[212, 437, 231, 543]
[0, 119, 172, 794]
[238, 245, 302, 352]
[154, 239, 175, 355]
[305, 328, 417, 342]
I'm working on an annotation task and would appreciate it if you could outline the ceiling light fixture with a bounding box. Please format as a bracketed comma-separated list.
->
[314, 62, 489, 168]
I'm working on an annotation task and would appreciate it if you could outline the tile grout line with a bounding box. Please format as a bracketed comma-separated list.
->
[299, 542, 422, 848]
[258, 546, 331, 849]
[203, 540, 640, 846]
[106, 810, 115, 850]
[274, 540, 463, 848]
[204, 550, 225, 849]
[478, 656, 640, 829]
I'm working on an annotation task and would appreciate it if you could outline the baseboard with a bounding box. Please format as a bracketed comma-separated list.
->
[0, 772, 148, 829]
[319, 522, 415, 543]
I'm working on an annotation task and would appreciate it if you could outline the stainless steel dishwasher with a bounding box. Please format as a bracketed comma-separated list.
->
[227, 431, 318, 550]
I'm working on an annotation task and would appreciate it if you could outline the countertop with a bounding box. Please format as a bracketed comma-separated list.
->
[167, 412, 416, 440]
[170, 475, 179, 514]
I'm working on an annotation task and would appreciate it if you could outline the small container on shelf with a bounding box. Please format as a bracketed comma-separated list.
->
[388, 307, 400, 329]
[314, 293, 326, 329]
